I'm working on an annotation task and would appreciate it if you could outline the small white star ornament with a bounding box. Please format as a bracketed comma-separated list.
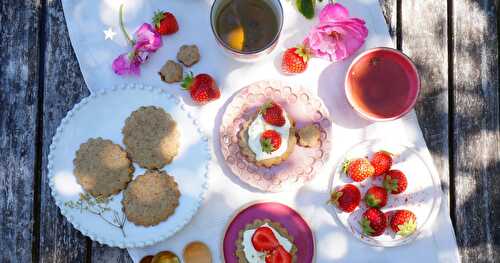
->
[103, 27, 117, 40]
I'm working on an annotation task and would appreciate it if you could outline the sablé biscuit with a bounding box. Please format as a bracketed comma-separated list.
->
[73, 138, 134, 198]
[122, 106, 180, 170]
[122, 170, 180, 226]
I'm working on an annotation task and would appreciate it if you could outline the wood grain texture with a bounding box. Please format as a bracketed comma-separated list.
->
[452, 0, 500, 262]
[92, 244, 133, 263]
[401, 1, 450, 201]
[38, 0, 90, 262]
[378, 0, 397, 46]
[0, 0, 40, 262]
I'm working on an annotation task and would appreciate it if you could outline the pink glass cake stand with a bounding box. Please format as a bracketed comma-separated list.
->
[219, 80, 332, 192]
[222, 202, 315, 263]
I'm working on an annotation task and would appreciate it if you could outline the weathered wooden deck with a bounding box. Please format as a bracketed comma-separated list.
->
[0, 0, 499, 262]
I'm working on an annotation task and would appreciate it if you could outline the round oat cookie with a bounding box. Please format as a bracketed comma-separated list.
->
[73, 138, 134, 198]
[122, 170, 181, 227]
[122, 106, 180, 169]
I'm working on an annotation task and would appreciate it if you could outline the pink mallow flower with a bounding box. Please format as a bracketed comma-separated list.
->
[112, 22, 163, 76]
[303, 3, 368, 62]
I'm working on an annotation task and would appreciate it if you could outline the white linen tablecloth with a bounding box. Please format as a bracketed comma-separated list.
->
[61, 0, 460, 262]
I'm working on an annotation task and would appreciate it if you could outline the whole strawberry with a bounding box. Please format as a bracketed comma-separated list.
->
[360, 208, 387, 237]
[371, 151, 393, 176]
[260, 101, 285, 127]
[343, 158, 375, 182]
[364, 186, 388, 208]
[153, 11, 179, 35]
[260, 130, 282, 153]
[383, 170, 408, 194]
[281, 45, 309, 74]
[329, 184, 361, 213]
[181, 73, 220, 105]
[390, 210, 417, 237]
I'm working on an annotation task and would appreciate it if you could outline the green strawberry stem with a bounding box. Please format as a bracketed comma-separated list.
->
[153, 10, 165, 28]
[181, 72, 194, 90]
[119, 4, 134, 46]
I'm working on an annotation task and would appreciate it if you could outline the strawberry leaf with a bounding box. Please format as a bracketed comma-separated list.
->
[365, 194, 380, 208]
[360, 217, 374, 235]
[342, 160, 351, 174]
[396, 219, 417, 237]
[261, 138, 275, 153]
[296, 0, 315, 19]
[181, 72, 194, 90]
[329, 191, 343, 206]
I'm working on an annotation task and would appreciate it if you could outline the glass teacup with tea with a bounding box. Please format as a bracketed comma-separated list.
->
[210, 0, 284, 61]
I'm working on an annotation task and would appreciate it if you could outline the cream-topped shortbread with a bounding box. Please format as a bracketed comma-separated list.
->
[242, 224, 293, 262]
[247, 113, 291, 161]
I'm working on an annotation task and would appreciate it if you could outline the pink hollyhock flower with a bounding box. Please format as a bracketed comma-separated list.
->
[133, 23, 162, 53]
[112, 52, 141, 76]
[303, 3, 368, 62]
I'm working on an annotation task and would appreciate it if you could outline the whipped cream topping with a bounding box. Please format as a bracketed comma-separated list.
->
[247, 113, 291, 161]
[242, 223, 293, 262]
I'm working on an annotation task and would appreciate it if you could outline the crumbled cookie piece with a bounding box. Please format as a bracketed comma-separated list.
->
[159, 60, 183, 83]
[297, 124, 321, 148]
[177, 45, 200, 67]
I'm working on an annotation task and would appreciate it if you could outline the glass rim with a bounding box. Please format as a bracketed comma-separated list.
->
[209, 0, 284, 55]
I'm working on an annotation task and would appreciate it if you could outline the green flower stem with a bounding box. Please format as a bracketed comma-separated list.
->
[119, 4, 134, 46]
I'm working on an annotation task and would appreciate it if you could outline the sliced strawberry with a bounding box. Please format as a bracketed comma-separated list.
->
[251, 227, 279, 252]
[265, 245, 292, 263]
[260, 101, 285, 127]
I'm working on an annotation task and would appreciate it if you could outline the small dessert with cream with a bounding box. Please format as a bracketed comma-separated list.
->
[235, 219, 296, 263]
[238, 101, 296, 167]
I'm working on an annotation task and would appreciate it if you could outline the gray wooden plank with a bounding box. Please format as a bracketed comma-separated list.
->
[92, 244, 133, 263]
[38, 0, 90, 262]
[452, 0, 500, 262]
[378, 0, 397, 46]
[401, 1, 450, 202]
[0, 0, 40, 262]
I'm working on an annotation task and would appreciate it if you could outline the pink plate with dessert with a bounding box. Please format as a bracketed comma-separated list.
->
[220, 80, 332, 192]
[222, 202, 315, 263]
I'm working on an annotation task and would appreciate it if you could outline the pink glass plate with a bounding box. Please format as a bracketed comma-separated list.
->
[219, 80, 332, 192]
[222, 202, 315, 263]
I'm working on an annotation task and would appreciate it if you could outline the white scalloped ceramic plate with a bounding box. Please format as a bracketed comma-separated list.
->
[48, 84, 210, 248]
[328, 140, 442, 247]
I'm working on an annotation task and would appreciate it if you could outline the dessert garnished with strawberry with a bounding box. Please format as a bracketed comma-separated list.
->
[260, 101, 286, 127]
[260, 130, 282, 153]
[364, 186, 388, 208]
[343, 158, 375, 182]
[281, 45, 310, 74]
[370, 150, 393, 176]
[329, 184, 361, 213]
[390, 210, 417, 237]
[360, 208, 387, 237]
[181, 73, 220, 105]
[239, 101, 296, 167]
[236, 220, 296, 263]
[383, 170, 408, 194]
[153, 11, 179, 35]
